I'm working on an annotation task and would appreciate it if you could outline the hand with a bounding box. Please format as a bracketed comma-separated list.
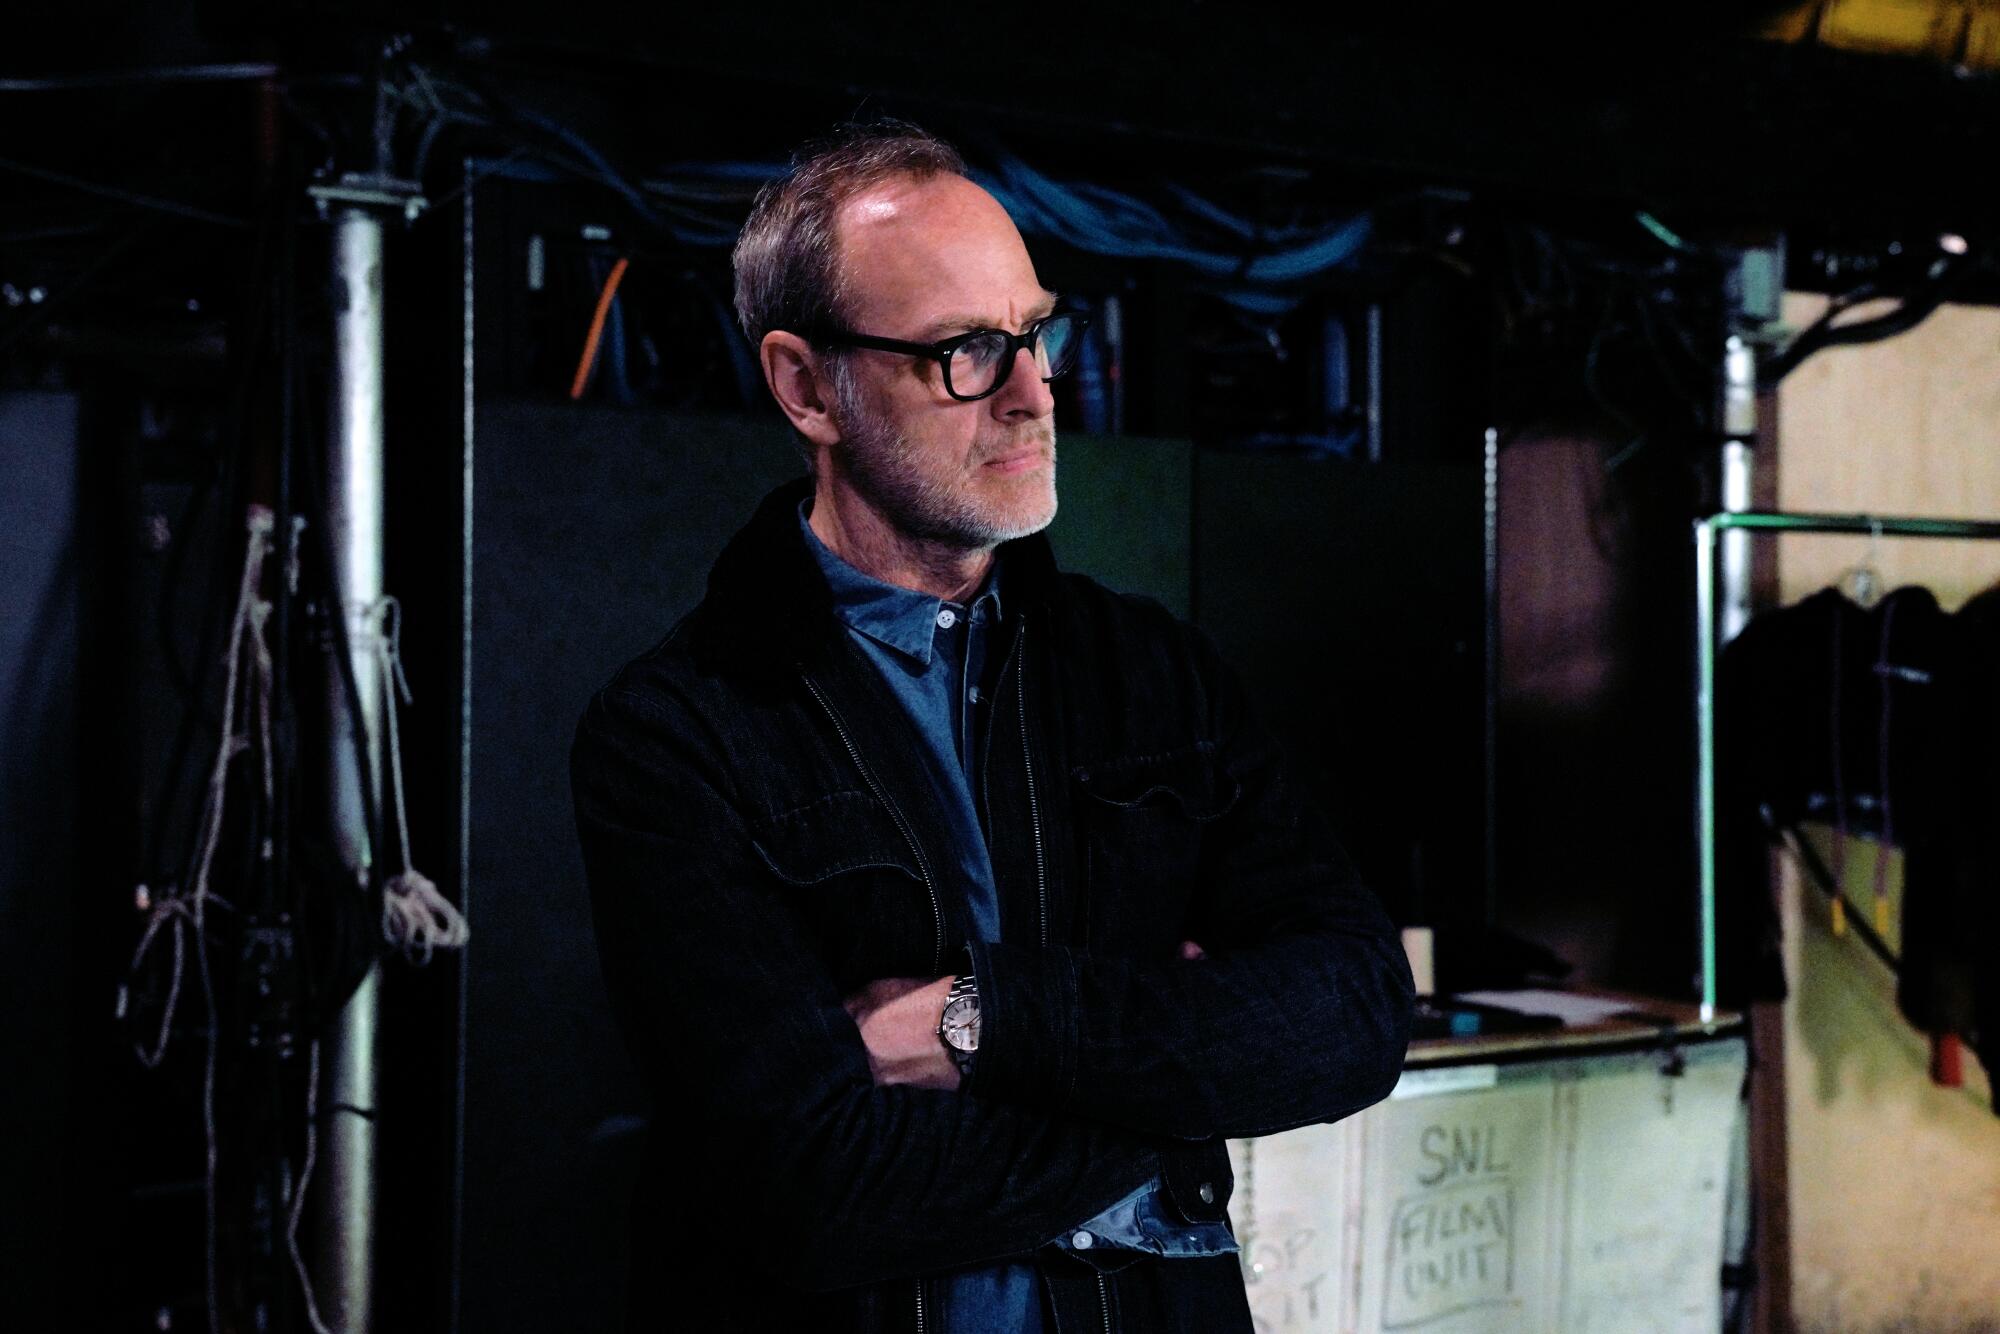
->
[842, 974, 959, 1090]
[1179, 939, 1207, 961]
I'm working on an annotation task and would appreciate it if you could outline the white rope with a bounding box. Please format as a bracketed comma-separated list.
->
[121, 518, 460, 1332]
[125, 887, 192, 1070]
[288, 1040, 336, 1334]
[123, 504, 274, 1334]
[367, 596, 469, 965]
[382, 862, 468, 965]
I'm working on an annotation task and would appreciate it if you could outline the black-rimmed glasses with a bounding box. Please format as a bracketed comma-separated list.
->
[810, 311, 1089, 402]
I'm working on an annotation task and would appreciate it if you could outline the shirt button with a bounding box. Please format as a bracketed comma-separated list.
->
[936, 608, 957, 629]
[1198, 1182, 1216, 1204]
[1072, 1230, 1094, 1249]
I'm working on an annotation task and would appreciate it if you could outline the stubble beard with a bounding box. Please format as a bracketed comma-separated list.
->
[832, 383, 1058, 552]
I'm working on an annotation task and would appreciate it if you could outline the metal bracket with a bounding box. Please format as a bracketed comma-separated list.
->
[308, 172, 429, 224]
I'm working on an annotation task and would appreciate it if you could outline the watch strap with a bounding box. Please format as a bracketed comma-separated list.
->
[939, 969, 979, 1076]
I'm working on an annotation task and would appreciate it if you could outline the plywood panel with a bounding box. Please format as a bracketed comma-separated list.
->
[1776, 295, 2000, 609]
[1780, 862, 2000, 1330]
[1774, 294, 2000, 1328]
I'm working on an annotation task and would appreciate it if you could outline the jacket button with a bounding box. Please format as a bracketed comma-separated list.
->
[1072, 1230, 1094, 1249]
[1198, 1182, 1215, 1204]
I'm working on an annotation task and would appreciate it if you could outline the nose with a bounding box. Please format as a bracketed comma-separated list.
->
[990, 343, 1055, 420]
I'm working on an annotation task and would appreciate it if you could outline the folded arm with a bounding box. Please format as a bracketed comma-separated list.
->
[967, 628, 1415, 1141]
[572, 686, 1162, 1289]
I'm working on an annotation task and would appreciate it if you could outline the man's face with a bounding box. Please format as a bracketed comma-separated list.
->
[823, 174, 1059, 549]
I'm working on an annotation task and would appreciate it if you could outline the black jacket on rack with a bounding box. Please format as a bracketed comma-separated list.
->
[1718, 581, 2000, 1111]
[1926, 586, 2000, 1090]
[1715, 586, 1952, 1005]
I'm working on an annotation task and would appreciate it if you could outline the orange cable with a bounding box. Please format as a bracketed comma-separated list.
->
[569, 256, 631, 400]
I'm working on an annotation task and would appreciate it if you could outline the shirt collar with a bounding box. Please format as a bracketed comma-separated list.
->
[798, 503, 1002, 667]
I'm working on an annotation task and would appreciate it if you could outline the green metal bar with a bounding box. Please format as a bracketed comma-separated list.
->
[1708, 511, 2000, 539]
[1694, 519, 1719, 1023]
[1693, 507, 2000, 1025]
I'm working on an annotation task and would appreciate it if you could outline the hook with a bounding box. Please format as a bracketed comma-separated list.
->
[1846, 516, 1883, 607]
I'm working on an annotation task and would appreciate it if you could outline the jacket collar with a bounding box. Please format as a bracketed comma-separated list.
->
[695, 477, 1060, 678]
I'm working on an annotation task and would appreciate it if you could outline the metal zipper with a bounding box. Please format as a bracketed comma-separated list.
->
[915, 1277, 927, 1334]
[1016, 620, 1049, 948]
[1096, 1271, 1111, 1334]
[802, 671, 945, 976]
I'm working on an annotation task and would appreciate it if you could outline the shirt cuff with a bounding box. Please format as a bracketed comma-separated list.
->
[1048, 1176, 1240, 1261]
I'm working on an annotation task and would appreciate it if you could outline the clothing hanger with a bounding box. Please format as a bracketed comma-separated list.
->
[1839, 517, 1885, 607]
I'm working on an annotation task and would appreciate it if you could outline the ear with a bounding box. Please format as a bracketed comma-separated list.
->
[760, 331, 843, 451]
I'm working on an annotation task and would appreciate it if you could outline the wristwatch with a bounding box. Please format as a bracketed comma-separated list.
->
[937, 970, 981, 1077]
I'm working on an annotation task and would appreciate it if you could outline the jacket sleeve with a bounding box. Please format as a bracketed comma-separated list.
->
[966, 624, 1415, 1142]
[571, 684, 1162, 1290]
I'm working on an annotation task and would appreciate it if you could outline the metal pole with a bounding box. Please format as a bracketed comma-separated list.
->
[1694, 518, 1719, 1025]
[1694, 333, 1758, 1022]
[1482, 425, 1500, 926]
[1719, 334, 1757, 644]
[313, 203, 386, 1333]
[449, 157, 477, 1334]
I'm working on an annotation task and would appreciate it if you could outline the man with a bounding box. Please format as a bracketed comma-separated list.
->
[571, 120, 1412, 1333]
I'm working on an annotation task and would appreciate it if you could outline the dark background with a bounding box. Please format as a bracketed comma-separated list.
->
[7, 4, 1999, 1329]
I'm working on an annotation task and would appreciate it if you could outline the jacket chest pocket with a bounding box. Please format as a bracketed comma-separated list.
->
[748, 790, 940, 989]
[1071, 745, 1240, 955]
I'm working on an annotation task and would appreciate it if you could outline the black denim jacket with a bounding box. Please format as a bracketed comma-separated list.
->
[571, 479, 1414, 1333]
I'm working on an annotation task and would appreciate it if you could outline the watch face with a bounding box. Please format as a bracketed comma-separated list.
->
[941, 995, 981, 1052]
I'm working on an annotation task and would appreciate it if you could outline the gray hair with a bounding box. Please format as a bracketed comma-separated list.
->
[731, 119, 969, 350]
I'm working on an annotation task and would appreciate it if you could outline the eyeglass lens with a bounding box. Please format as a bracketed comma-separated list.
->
[947, 314, 1085, 398]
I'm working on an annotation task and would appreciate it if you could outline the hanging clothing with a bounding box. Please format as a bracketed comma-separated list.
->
[1715, 586, 1953, 1006]
[1926, 585, 2000, 1108]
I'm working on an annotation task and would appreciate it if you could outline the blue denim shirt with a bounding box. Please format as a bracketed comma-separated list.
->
[802, 508, 1237, 1332]
[799, 510, 1004, 945]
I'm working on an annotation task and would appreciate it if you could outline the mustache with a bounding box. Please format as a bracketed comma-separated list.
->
[974, 429, 1057, 466]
